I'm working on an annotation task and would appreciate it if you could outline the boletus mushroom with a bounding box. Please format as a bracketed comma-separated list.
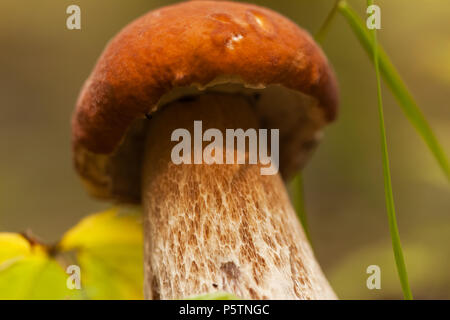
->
[72, 0, 338, 300]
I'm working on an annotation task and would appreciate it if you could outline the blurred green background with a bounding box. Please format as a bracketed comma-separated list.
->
[0, 0, 448, 299]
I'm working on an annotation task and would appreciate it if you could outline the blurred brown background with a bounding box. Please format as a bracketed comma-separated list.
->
[0, 0, 448, 299]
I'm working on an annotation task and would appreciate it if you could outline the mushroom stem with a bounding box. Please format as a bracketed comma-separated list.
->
[142, 93, 335, 300]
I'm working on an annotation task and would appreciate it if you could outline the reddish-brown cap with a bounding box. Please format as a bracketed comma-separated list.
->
[72, 0, 339, 202]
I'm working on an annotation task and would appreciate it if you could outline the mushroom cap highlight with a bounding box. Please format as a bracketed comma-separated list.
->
[72, 0, 339, 202]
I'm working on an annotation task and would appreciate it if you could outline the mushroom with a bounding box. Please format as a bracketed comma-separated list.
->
[72, 1, 338, 300]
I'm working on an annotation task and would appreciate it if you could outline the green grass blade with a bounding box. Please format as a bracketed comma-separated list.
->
[338, 1, 450, 181]
[315, 0, 341, 43]
[290, 174, 311, 242]
[185, 292, 240, 300]
[366, 0, 413, 300]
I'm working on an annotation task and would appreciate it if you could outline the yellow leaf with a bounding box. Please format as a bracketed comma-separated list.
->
[60, 207, 143, 250]
[0, 233, 80, 300]
[0, 233, 34, 264]
[59, 207, 144, 300]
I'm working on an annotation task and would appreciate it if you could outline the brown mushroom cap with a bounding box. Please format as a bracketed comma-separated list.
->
[72, 0, 339, 202]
